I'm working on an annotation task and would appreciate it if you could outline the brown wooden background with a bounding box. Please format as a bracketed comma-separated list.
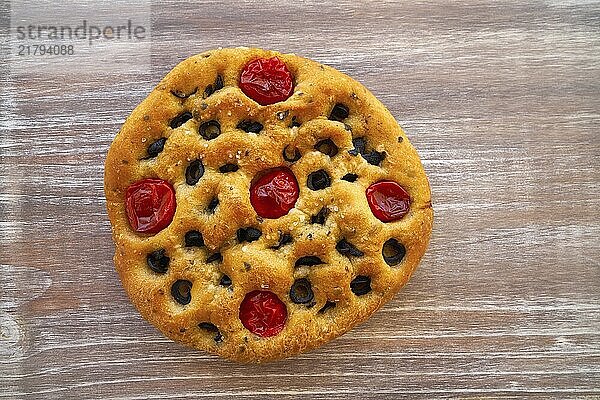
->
[1, 0, 599, 398]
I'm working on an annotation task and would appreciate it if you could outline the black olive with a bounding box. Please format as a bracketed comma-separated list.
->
[171, 280, 192, 305]
[350, 275, 371, 296]
[362, 150, 386, 166]
[170, 88, 197, 99]
[318, 301, 336, 313]
[314, 139, 338, 157]
[307, 169, 331, 191]
[283, 145, 301, 162]
[170, 112, 193, 129]
[353, 137, 366, 152]
[203, 84, 213, 98]
[237, 227, 262, 243]
[199, 120, 221, 140]
[329, 103, 349, 122]
[198, 322, 223, 343]
[295, 256, 324, 267]
[245, 228, 262, 242]
[277, 110, 289, 121]
[207, 197, 219, 213]
[289, 116, 302, 128]
[341, 173, 358, 182]
[311, 207, 329, 225]
[147, 249, 169, 274]
[336, 239, 364, 257]
[289, 278, 314, 305]
[206, 253, 223, 263]
[383, 238, 406, 266]
[185, 159, 204, 185]
[204, 75, 224, 98]
[348, 137, 367, 156]
[219, 274, 232, 287]
[219, 163, 239, 173]
[271, 233, 293, 250]
[146, 137, 166, 158]
[184, 230, 204, 247]
[214, 75, 224, 91]
[237, 120, 263, 133]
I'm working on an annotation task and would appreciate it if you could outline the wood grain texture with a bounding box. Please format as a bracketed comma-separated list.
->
[1, 0, 599, 398]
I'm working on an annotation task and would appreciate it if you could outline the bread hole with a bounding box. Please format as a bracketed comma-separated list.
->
[198, 322, 223, 343]
[185, 159, 204, 185]
[314, 139, 338, 157]
[199, 120, 221, 140]
[295, 256, 324, 267]
[146, 137, 166, 158]
[204, 75, 224, 98]
[336, 239, 364, 257]
[237, 120, 263, 134]
[184, 230, 204, 248]
[311, 207, 329, 225]
[329, 103, 349, 122]
[289, 278, 315, 307]
[341, 173, 358, 182]
[237, 227, 262, 243]
[318, 301, 336, 313]
[350, 275, 371, 296]
[147, 249, 169, 274]
[171, 279, 192, 305]
[219, 163, 239, 173]
[271, 232, 293, 250]
[283, 145, 301, 162]
[170, 111, 193, 129]
[307, 169, 331, 191]
[383, 238, 406, 266]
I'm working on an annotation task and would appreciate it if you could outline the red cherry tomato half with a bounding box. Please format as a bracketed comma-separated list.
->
[250, 167, 299, 219]
[239, 57, 294, 105]
[239, 290, 287, 338]
[125, 178, 176, 234]
[366, 180, 411, 222]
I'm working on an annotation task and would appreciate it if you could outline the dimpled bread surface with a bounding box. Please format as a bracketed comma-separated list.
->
[104, 47, 433, 362]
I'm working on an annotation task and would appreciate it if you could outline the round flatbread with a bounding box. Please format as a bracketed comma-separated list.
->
[104, 47, 433, 362]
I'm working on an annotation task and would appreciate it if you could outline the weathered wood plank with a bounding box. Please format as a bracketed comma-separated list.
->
[1, 0, 599, 398]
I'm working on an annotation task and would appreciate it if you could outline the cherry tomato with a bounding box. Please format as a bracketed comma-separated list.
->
[366, 180, 411, 222]
[239, 57, 293, 105]
[125, 178, 176, 234]
[239, 290, 287, 338]
[250, 167, 299, 219]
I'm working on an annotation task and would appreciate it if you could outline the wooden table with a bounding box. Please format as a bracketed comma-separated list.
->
[2, 1, 599, 398]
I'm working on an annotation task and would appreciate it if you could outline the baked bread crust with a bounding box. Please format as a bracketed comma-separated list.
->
[104, 47, 433, 362]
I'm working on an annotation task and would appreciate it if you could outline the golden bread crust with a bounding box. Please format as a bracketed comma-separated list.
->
[104, 47, 433, 362]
